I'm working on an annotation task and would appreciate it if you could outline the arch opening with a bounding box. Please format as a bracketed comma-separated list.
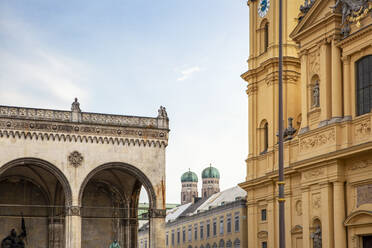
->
[79, 163, 156, 248]
[0, 158, 71, 248]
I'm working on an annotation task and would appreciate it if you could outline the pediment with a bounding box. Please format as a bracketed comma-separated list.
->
[344, 210, 372, 226]
[291, 225, 303, 234]
[291, 0, 336, 40]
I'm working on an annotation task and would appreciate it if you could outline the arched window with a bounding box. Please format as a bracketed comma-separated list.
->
[260, 120, 269, 154]
[264, 22, 269, 52]
[219, 239, 225, 248]
[234, 238, 240, 248]
[356, 55, 372, 116]
[226, 240, 232, 248]
[260, 19, 269, 54]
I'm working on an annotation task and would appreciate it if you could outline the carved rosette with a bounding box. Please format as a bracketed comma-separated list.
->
[148, 209, 166, 218]
[68, 151, 83, 167]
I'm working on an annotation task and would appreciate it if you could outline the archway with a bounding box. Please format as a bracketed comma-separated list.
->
[0, 158, 72, 248]
[79, 162, 157, 248]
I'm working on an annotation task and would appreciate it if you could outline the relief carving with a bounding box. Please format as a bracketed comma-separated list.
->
[304, 168, 324, 179]
[257, 231, 268, 239]
[68, 151, 84, 168]
[312, 195, 321, 209]
[354, 120, 371, 140]
[295, 200, 303, 216]
[300, 130, 335, 152]
[357, 184, 372, 207]
[348, 159, 372, 170]
[309, 51, 320, 75]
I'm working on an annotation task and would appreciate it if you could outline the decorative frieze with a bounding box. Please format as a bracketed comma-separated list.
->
[354, 119, 371, 140]
[348, 159, 372, 171]
[299, 130, 335, 152]
[357, 184, 372, 207]
[304, 168, 324, 179]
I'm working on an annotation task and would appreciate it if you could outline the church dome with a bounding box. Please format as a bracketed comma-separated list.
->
[202, 165, 220, 179]
[181, 170, 198, 182]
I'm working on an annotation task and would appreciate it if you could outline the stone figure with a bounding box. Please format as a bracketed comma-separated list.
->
[312, 82, 320, 107]
[157, 106, 168, 118]
[71, 98, 81, 112]
[331, 0, 372, 24]
[1, 229, 25, 248]
[311, 226, 322, 248]
[109, 240, 121, 248]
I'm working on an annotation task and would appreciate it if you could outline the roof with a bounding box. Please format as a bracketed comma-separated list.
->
[181, 170, 198, 182]
[201, 166, 220, 179]
[193, 186, 246, 213]
[165, 202, 192, 222]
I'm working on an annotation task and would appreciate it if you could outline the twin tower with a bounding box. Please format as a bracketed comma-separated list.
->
[180, 165, 220, 204]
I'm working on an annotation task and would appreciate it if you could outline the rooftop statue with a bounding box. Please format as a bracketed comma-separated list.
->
[331, 0, 372, 36]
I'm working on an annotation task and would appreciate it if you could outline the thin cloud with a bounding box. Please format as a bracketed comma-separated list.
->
[177, 66, 201, 81]
[0, 12, 91, 109]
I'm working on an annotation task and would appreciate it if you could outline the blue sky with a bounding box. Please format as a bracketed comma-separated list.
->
[0, 0, 249, 203]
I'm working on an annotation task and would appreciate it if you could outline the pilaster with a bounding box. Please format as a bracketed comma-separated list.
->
[301, 186, 310, 248]
[300, 49, 309, 133]
[65, 206, 82, 248]
[333, 181, 347, 248]
[319, 39, 332, 126]
[342, 55, 352, 118]
[331, 38, 343, 121]
[320, 182, 334, 248]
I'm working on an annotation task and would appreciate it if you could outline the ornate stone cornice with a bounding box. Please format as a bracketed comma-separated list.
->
[0, 117, 168, 147]
[0, 129, 168, 148]
[0, 104, 169, 130]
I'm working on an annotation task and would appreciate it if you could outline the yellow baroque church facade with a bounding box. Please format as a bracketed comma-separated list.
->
[239, 0, 372, 248]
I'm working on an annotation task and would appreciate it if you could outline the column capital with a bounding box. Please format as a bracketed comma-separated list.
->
[149, 208, 166, 218]
[341, 55, 351, 63]
[66, 206, 81, 216]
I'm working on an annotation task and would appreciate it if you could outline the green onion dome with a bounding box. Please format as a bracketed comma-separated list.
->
[201, 165, 220, 179]
[181, 170, 198, 182]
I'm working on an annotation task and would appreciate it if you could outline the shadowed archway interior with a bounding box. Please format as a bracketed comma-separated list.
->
[80, 164, 156, 248]
[0, 161, 69, 248]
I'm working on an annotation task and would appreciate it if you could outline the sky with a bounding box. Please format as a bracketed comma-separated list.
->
[0, 0, 249, 204]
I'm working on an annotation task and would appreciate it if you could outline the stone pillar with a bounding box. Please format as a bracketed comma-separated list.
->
[300, 50, 309, 133]
[333, 181, 347, 248]
[65, 206, 81, 248]
[331, 39, 343, 121]
[49, 220, 64, 248]
[342, 56, 351, 118]
[320, 182, 334, 247]
[301, 187, 310, 248]
[149, 209, 166, 248]
[319, 40, 332, 126]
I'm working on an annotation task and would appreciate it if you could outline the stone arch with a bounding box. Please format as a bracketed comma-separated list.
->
[78, 162, 157, 208]
[0, 157, 73, 206]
